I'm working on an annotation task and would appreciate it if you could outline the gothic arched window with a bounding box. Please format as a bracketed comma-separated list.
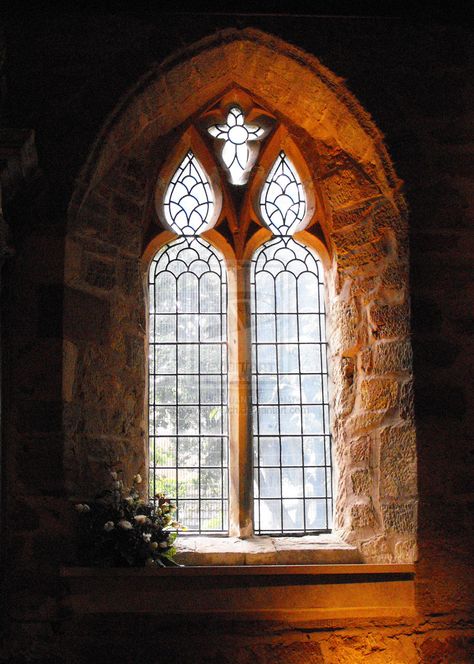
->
[149, 98, 331, 536]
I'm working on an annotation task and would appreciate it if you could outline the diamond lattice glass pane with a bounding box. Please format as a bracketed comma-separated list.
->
[163, 151, 215, 235]
[251, 237, 332, 534]
[149, 237, 228, 533]
[259, 152, 307, 235]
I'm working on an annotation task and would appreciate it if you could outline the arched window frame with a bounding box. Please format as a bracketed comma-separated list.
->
[145, 97, 334, 538]
[65, 30, 417, 566]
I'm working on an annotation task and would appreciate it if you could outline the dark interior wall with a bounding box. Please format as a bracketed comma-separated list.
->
[1, 9, 473, 663]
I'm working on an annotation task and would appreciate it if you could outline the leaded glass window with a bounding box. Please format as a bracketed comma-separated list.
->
[152, 128, 332, 537]
[150, 148, 228, 534]
[163, 151, 215, 235]
[260, 151, 306, 236]
[250, 238, 331, 534]
[251, 151, 332, 535]
[149, 237, 228, 533]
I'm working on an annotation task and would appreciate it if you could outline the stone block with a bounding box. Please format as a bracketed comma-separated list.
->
[369, 303, 410, 339]
[107, 215, 142, 255]
[83, 254, 116, 291]
[351, 503, 376, 530]
[329, 300, 358, 355]
[360, 535, 393, 563]
[336, 235, 387, 272]
[361, 378, 399, 411]
[419, 636, 474, 664]
[323, 168, 380, 209]
[400, 380, 415, 421]
[347, 410, 386, 435]
[371, 340, 413, 374]
[351, 469, 371, 495]
[350, 436, 371, 463]
[381, 262, 408, 291]
[64, 287, 110, 344]
[382, 503, 417, 534]
[394, 537, 417, 563]
[380, 425, 416, 498]
[247, 643, 324, 664]
[332, 219, 378, 253]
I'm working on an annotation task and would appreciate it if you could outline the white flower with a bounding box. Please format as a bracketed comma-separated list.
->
[133, 473, 142, 484]
[103, 521, 115, 532]
[75, 503, 90, 513]
[142, 533, 151, 542]
[118, 519, 133, 530]
[110, 471, 118, 481]
[134, 514, 147, 525]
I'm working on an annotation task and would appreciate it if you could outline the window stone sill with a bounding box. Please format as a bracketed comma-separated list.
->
[175, 534, 361, 566]
[61, 563, 416, 621]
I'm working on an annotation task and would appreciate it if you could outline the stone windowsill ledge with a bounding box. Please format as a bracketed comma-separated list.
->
[61, 563, 416, 621]
[174, 534, 361, 566]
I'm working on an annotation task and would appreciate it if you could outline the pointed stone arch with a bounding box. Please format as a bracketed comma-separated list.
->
[65, 28, 416, 563]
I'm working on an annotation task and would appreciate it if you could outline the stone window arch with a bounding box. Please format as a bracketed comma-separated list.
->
[64, 28, 416, 564]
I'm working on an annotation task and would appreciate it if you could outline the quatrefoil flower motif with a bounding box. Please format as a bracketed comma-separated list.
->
[208, 106, 265, 185]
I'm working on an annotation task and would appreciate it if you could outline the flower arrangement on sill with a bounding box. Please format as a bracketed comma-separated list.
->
[75, 471, 184, 567]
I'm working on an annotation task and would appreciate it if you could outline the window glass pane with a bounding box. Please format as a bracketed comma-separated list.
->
[252, 237, 332, 534]
[149, 237, 228, 533]
[283, 499, 304, 530]
[281, 437, 302, 466]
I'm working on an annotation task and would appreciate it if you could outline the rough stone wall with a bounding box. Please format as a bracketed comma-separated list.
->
[1, 12, 473, 663]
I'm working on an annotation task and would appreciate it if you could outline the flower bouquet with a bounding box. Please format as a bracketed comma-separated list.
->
[75, 471, 183, 567]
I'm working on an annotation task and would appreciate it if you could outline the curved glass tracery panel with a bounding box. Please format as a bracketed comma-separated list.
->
[149, 236, 228, 533]
[259, 151, 306, 236]
[250, 237, 332, 535]
[163, 151, 215, 235]
[208, 106, 265, 185]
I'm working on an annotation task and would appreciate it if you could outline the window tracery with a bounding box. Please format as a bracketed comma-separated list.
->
[149, 96, 332, 536]
[207, 106, 265, 185]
